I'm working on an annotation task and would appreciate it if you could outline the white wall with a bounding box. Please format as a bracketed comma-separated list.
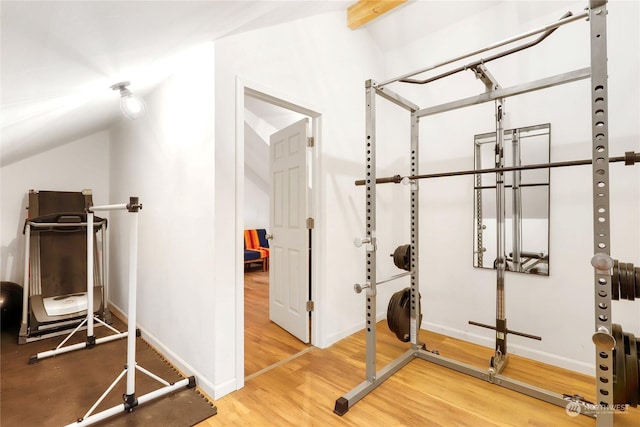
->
[375, 0, 640, 373]
[108, 43, 217, 397]
[244, 176, 269, 230]
[244, 122, 270, 230]
[0, 131, 110, 284]
[214, 11, 385, 396]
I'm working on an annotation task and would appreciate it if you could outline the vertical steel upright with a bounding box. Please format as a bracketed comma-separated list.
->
[589, 1, 614, 426]
[364, 79, 378, 381]
[493, 98, 509, 373]
[511, 129, 522, 272]
[409, 110, 420, 349]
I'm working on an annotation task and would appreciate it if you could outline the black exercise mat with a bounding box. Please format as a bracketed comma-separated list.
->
[1, 315, 217, 427]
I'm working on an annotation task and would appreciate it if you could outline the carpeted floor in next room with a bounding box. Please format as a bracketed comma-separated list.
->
[0, 314, 217, 427]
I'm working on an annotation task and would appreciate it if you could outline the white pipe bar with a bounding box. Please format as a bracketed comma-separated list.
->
[37, 341, 88, 360]
[94, 316, 122, 334]
[55, 318, 88, 349]
[35, 319, 128, 360]
[87, 212, 94, 337]
[126, 211, 139, 396]
[135, 365, 172, 387]
[136, 377, 192, 404]
[90, 203, 129, 212]
[378, 10, 588, 87]
[21, 225, 30, 325]
[77, 369, 128, 425]
[27, 220, 106, 228]
[102, 224, 109, 313]
[66, 378, 192, 427]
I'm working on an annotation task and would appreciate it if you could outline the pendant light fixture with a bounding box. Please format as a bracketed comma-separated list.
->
[110, 81, 146, 120]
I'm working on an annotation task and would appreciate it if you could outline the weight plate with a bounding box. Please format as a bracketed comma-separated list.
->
[619, 262, 628, 300]
[635, 267, 640, 300]
[612, 260, 620, 301]
[627, 263, 636, 301]
[626, 333, 638, 407]
[613, 324, 626, 405]
[387, 287, 422, 342]
[392, 245, 411, 271]
[397, 289, 411, 342]
[387, 290, 401, 336]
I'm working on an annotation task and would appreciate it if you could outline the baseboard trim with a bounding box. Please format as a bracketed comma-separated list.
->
[422, 321, 594, 376]
[107, 301, 219, 401]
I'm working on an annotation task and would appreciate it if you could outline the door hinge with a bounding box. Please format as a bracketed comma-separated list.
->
[307, 136, 314, 147]
[306, 300, 314, 312]
[306, 217, 314, 229]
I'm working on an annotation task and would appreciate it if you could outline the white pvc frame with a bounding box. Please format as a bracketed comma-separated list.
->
[65, 198, 195, 427]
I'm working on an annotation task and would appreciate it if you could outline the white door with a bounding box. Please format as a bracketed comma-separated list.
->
[269, 118, 310, 343]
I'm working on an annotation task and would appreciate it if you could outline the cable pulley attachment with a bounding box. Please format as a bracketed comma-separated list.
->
[391, 245, 411, 271]
[387, 287, 422, 342]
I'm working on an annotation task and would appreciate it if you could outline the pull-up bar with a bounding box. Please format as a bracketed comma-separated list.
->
[355, 151, 640, 186]
[377, 10, 589, 88]
[400, 12, 574, 85]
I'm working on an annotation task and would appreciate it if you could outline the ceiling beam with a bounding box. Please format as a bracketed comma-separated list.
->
[347, 0, 407, 30]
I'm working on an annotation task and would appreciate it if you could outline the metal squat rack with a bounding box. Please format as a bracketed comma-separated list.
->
[335, 2, 626, 426]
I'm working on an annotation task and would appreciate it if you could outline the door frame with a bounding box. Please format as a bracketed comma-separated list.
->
[235, 77, 321, 389]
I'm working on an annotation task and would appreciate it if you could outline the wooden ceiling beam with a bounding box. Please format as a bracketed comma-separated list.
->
[347, 0, 407, 30]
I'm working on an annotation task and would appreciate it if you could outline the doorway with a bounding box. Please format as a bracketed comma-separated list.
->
[238, 81, 320, 383]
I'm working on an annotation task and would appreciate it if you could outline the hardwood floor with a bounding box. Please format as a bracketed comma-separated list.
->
[196, 273, 640, 426]
[243, 269, 309, 377]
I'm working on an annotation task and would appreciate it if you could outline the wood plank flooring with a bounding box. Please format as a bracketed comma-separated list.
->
[244, 269, 309, 377]
[196, 271, 640, 426]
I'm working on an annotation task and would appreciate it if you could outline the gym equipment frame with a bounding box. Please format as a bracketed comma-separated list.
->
[66, 198, 196, 427]
[20, 190, 111, 343]
[29, 203, 129, 363]
[336, 2, 631, 426]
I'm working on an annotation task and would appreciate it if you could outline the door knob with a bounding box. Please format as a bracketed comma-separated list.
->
[266, 233, 273, 240]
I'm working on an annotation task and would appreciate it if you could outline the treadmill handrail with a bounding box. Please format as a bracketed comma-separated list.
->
[23, 212, 107, 234]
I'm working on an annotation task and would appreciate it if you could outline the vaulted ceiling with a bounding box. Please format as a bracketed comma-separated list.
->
[1, 0, 519, 167]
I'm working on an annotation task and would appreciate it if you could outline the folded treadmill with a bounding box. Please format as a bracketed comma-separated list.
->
[19, 189, 110, 344]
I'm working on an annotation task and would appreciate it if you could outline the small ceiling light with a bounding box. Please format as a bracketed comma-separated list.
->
[111, 81, 146, 120]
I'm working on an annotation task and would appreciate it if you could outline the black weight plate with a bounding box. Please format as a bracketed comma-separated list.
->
[628, 263, 636, 301]
[397, 289, 411, 342]
[613, 324, 626, 405]
[626, 263, 634, 300]
[393, 245, 411, 271]
[612, 260, 620, 301]
[635, 267, 640, 300]
[392, 247, 403, 270]
[619, 262, 628, 300]
[387, 287, 422, 342]
[626, 333, 638, 407]
[387, 290, 402, 335]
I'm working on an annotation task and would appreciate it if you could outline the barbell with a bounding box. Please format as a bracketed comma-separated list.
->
[355, 151, 640, 186]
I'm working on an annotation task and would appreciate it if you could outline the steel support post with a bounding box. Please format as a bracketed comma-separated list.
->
[409, 110, 421, 349]
[511, 129, 523, 272]
[493, 98, 509, 373]
[364, 80, 378, 383]
[589, 1, 614, 426]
